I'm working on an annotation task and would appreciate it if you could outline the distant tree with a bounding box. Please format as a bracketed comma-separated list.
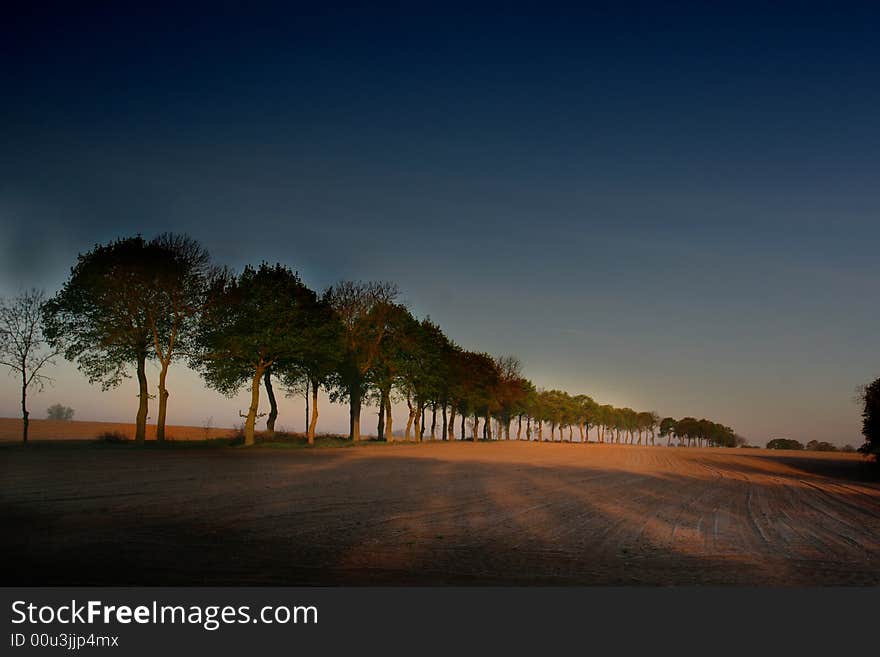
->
[841, 444, 856, 453]
[43, 237, 155, 443]
[734, 434, 749, 448]
[46, 404, 74, 421]
[859, 377, 880, 460]
[659, 417, 677, 447]
[805, 440, 838, 452]
[0, 289, 58, 443]
[192, 263, 320, 446]
[766, 438, 804, 450]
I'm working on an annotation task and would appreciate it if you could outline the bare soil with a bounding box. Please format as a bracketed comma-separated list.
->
[1, 440, 878, 585]
[0, 417, 235, 442]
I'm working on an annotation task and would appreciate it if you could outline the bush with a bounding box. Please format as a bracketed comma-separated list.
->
[95, 430, 130, 443]
[805, 440, 838, 452]
[47, 404, 75, 421]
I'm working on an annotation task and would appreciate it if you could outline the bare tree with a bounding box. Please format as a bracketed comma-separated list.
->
[0, 289, 58, 443]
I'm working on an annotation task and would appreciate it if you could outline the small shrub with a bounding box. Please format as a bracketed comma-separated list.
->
[95, 430, 130, 443]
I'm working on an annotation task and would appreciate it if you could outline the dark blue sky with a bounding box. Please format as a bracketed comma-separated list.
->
[2, 3, 879, 443]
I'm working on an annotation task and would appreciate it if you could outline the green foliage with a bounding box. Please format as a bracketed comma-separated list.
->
[766, 438, 804, 450]
[192, 262, 323, 395]
[805, 440, 838, 452]
[42, 236, 154, 389]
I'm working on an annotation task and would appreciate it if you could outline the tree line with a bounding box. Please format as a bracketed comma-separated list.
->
[3, 233, 740, 447]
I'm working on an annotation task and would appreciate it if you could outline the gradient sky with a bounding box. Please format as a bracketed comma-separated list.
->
[2, 3, 879, 445]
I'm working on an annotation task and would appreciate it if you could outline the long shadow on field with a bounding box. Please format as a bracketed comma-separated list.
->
[1, 444, 878, 585]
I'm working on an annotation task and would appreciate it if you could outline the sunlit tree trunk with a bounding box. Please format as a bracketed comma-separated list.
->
[447, 405, 456, 441]
[244, 366, 265, 446]
[307, 378, 319, 446]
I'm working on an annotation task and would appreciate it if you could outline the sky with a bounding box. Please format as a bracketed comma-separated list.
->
[1, 3, 879, 445]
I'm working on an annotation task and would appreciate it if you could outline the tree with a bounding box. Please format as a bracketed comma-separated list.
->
[43, 237, 156, 443]
[659, 417, 677, 447]
[766, 438, 804, 450]
[192, 263, 320, 446]
[859, 377, 880, 460]
[0, 289, 58, 443]
[47, 404, 74, 421]
[142, 233, 213, 441]
[327, 281, 399, 441]
[277, 290, 344, 445]
[805, 440, 838, 452]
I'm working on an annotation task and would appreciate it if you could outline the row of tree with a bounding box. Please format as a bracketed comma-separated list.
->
[4, 233, 739, 447]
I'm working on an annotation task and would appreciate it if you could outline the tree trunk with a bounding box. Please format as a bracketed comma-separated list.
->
[304, 378, 310, 434]
[460, 414, 465, 441]
[377, 394, 388, 442]
[244, 366, 264, 446]
[20, 369, 28, 444]
[307, 378, 319, 446]
[485, 414, 491, 440]
[348, 385, 361, 441]
[405, 396, 414, 440]
[264, 369, 278, 435]
[377, 386, 387, 441]
[415, 401, 423, 442]
[419, 403, 428, 442]
[448, 406, 457, 441]
[156, 359, 170, 442]
[441, 403, 448, 441]
[517, 416, 522, 440]
[135, 352, 149, 444]
[430, 402, 437, 440]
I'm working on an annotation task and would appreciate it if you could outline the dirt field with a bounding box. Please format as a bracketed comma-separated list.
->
[0, 417, 236, 442]
[1, 440, 878, 585]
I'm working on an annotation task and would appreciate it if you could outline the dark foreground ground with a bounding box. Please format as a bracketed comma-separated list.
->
[1, 441, 878, 585]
